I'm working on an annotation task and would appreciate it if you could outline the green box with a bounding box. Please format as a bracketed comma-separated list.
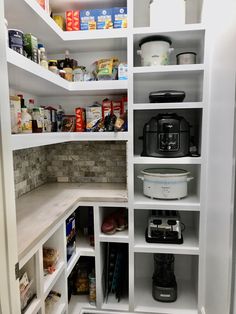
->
[23, 34, 38, 63]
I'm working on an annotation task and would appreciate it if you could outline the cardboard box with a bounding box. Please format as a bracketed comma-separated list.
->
[75, 107, 86, 132]
[96, 8, 113, 29]
[112, 100, 123, 118]
[66, 10, 80, 31]
[86, 104, 102, 130]
[102, 99, 112, 120]
[80, 10, 96, 30]
[10, 96, 21, 134]
[23, 34, 38, 63]
[113, 7, 127, 28]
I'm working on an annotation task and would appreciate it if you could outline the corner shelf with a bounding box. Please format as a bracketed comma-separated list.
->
[23, 298, 41, 314]
[43, 261, 65, 297]
[11, 132, 129, 150]
[99, 229, 129, 243]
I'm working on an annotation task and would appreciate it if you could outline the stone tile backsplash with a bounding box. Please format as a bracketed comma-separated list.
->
[14, 141, 127, 198]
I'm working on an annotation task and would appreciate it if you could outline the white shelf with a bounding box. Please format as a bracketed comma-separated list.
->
[43, 261, 65, 297]
[67, 237, 95, 277]
[102, 295, 129, 311]
[132, 102, 204, 110]
[24, 298, 41, 314]
[99, 229, 129, 243]
[134, 191, 200, 211]
[133, 24, 205, 35]
[11, 132, 129, 150]
[51, 302, 66, 314]
[133, 64, 204, 75]
[7, 49, 128, 96]
[134, 228, 199, 255]
[132, 156, 202, 165]
[68, 295, 96, 314]
[6, 0, 127, 54]
[134, 277, 198, 314]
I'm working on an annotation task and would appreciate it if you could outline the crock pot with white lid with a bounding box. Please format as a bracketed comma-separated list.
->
[137, 35, 173, 66]
[138, 168, 194, 200]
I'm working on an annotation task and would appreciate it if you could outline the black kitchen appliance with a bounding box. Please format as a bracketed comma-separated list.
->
[146, 210, 183, 244]
[141, 113, 190, 158]
[149, 90, 185, 103]
[152, 253, 177, 302]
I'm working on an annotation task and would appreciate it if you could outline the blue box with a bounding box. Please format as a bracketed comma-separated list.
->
[96, 8, 113, 29]
[80, 9, 97, 30]
[112, 7, 127, 29]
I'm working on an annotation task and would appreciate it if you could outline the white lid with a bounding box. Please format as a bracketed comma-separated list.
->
[141, 168, 190, 177]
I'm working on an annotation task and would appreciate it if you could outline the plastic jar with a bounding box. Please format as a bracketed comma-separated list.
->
[32, 108, 43, 133]
[48, 60, 58, 75]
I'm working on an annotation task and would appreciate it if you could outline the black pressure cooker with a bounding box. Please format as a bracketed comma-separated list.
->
[140, 113, 190, 158]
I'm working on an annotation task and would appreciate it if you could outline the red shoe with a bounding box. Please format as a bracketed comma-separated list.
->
[113, 209, 128, 231]
[101, 216, 117, 234]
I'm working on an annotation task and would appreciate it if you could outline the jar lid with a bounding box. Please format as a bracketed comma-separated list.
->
[139, 35, 172, 47]
[33, 108, 40, 111]
[176, 52, 197, 57]
[48, 60, 58, 63]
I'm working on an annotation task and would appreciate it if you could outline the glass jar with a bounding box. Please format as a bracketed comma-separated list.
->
[73, 66, 85, 82]
[48, 60, 58, 75]
[32, 108, 43, 133]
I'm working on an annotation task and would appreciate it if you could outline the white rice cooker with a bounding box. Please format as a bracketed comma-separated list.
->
[138, 168, 193, 200]
[137, 35, 173, 66]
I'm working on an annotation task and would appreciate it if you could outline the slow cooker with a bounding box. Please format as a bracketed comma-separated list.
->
[140, 113, 190, 158]
[137, 35, 173, 66]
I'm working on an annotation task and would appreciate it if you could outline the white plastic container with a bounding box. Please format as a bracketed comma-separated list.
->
[137, 36, 173, 66]
[149, 0, 186, 28]
[137, 168, 193, 200]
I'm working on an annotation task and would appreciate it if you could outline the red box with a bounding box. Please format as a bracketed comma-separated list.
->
[112, 100, 123, 118]
[122, 96, 128, 113]
[66, 10, 80, 31]
[75, 108, 86, 132]
[102, 99, 112, 120]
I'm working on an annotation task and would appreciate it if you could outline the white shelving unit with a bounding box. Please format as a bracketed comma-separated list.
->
[1, 0, 236, 314]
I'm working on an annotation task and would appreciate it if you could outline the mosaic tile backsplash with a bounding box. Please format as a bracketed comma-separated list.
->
[13, 141, 127, 198]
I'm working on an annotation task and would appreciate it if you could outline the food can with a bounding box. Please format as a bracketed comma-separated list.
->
[176, 52, 196, 65]
[8, 29, 24, 55]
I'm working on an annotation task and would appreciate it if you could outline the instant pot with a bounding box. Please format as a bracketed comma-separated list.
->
[140, 113, 190, 158]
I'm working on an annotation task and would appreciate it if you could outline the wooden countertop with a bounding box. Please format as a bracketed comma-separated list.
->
[16, 183, 128, 259]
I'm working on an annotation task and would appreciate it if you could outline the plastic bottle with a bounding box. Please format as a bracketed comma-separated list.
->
[21, 107, 32, 133]
[63, 50, 73, 81]
[56, 105, 64, 132]
[39, 46, 48, 70]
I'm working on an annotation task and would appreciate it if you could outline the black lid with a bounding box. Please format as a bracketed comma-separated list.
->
[139, 35, 172, 47]
[176, 52, 197, 57]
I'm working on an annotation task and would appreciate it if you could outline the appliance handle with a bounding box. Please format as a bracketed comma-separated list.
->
[137, 49, 142, 56]
[187, 177, 194, 182]
[138, 136, 143, 140]
[137, 175, 144, 181]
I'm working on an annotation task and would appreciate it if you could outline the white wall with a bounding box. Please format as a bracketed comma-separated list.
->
[203, 0, 236, 313]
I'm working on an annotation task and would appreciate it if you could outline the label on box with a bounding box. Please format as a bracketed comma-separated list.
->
[75, 107, 86, 132]
[118, 63, 128, 80]
[112, 101, 123, 118]
[96, 8, 113, 29]
[80, 10, 96, 30]
[113, 7, 127, 28]
[102, 99, 112, 119]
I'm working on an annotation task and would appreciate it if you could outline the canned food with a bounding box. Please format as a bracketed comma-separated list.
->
[8, 29, 24, 55]
[176, 52, 196, 65]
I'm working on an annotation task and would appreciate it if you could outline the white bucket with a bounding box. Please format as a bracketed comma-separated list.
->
[150, 0, 186, 28]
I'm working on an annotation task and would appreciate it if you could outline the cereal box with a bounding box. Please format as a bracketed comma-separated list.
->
[75, 107, 86, 132]
[96, 8, 113, 29]
[102, 98, 112, 120]
[112, 100, 123, 118]
[112, 7, 127, 29]
[66, 11, 80, 31]
[10, 96, 21, 134]
[80, 10, 96, 31]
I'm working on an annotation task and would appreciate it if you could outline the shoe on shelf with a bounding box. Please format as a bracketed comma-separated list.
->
[101, 215, 117, 235]
[101, 209, 128, 235]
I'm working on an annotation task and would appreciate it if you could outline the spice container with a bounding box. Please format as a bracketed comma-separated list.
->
[48, 60, 58, 75]
[73, 66, 85, 82]
[32, 108, 43, 133]
[176, 52, 196, 65]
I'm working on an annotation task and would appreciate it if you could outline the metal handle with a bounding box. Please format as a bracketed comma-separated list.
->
[187, 177, 194, 182]
[137, 50, 142, 56]
[137, 175, 144, 181]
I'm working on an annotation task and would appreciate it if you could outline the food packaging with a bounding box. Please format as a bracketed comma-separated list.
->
[23, 33, 38, 63]
[37, 0, 49, 13]
[19, 272, 34, 311]
[10, 96, 21, 134]
[53, 15, 65, 30]
[138, 168, 193, 200]
[61, 115, 75, 132]
[112, 100, 123, 118]
[176, 52, 196, 65]
[43, 247, 59, 273]
[112, 7, 127, 28]
[66, 11, 80, 31]
[8, 29, 24, 55]
[96, 8, 113, 29]
[102, 98, 112, 120]
[75, 108, 86, 132]
[80, 10, 96, 30]
[118, 63, 128, 80]
[86, 104, 102, 131]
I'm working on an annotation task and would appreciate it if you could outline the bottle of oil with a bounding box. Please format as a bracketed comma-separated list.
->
[63, 50, 73, 81]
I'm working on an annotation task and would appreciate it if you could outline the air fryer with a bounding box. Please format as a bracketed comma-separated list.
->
[141, 113, 190, 158]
